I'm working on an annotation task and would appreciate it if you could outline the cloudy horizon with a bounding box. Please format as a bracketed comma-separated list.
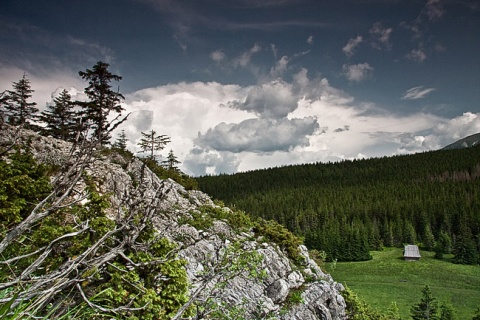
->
[1, 0, 479, 176]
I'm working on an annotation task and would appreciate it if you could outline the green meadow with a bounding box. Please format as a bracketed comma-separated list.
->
[327, 247, 480, 319]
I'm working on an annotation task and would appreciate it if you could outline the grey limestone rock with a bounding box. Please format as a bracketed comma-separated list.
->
[0, 125, 346, 319]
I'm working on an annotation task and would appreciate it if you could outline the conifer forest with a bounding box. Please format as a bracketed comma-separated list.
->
[197, 147, 480, 263]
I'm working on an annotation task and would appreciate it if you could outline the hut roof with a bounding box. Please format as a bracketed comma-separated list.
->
[404, 245, 421, 258]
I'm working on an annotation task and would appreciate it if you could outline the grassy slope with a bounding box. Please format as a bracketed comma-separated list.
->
[327, 247, 480, 319]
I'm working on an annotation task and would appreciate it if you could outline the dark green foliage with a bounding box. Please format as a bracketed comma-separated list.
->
[197, 146, 480, 263]
[452, 223, 479, 265]
[39, 89, 79, 141]
[410, 285, 439, 320]
[78, 61, 126, 144]
[473, 307, 480, 320]
[2, 74, 38, 126]
[0, 148, 51, 237]
[163, 149, 181, 171]
[439, 302, 455, 320]
[112, 129, 128, 151]
[254, 219, 303, 263]
[0, 151, 191, 319]
[142, 157, 198, 190]
[343, 285, 391, 319]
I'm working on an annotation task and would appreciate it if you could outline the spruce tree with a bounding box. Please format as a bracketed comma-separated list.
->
[2, 74, 38, 126]
[39, 89, 78, 141]
[410, 285, 439, 320]
[113, 129, 128, 151]
[423, 224, 436, 251]
[439, 302, 455, 320]
[453, 224, 478, 265]
[137, 130, 170, 160]
[163, 149, 181, 171]
[78, 61, 126, 144]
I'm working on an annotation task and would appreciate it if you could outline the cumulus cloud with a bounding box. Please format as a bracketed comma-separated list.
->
[183, 148, 240, 176]
[195, 117, 318, 153]
[369, 22, 393, 50]
[342, 63, 373, 82]
[73, 67, 468, 176]
[394, 112, 480, 154]
[229, 80, 297, 118]
[342, 36, 363, 57]
[269, 56, 290, 78]
[401, 86, 435, 100]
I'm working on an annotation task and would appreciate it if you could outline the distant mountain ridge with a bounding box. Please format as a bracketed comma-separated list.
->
[442, 132, 480, 150]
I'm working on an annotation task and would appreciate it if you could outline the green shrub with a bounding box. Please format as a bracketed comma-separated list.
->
[343, 285, 391, 320]
[253, 219, 304, 264]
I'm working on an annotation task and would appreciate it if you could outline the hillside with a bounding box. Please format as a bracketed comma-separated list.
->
[442, 132, 480, 150]
[0, 124, 346, 319]
[196, 147, 480, 263]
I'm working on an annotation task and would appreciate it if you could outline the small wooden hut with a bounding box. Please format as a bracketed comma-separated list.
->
[403, 245, 421, 261]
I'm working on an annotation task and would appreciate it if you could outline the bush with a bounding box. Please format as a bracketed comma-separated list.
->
[253, 219, 304, 264]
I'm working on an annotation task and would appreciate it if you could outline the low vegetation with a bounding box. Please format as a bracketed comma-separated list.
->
[331, 247, 480, 319]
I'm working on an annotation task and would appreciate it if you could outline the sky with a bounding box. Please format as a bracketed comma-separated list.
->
[1, 0, 480, 176]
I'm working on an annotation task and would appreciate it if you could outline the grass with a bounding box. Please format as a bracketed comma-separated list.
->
[327, 247, 480, 319]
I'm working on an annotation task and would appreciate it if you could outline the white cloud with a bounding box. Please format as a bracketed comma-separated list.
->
[342, 36, 363, 57]
[233, 43, 262, 68]
[401, 86, 435, 100]
[394, 112, 480, 153]
[369, 22, 393, 50]
[269, 56, 290, 78]
[307, 35, 314, 45]
[342, 63, 373, 82]
[210, 50, 225, 62]
[0, 65, 86, 112]
[195, 117, 318, 153]
[230, 80, 297, 118]
[407, 48, 427, 62]
[3, 62, 468, 177]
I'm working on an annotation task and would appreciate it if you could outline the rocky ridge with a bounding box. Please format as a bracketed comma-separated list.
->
[0, 125, 346, 319]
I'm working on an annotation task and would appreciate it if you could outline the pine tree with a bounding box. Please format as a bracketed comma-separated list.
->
[2, 73, 38, 126]
[78, 61, 126, 144]
[113, 129, 128, 151]
[410, 285, 439, 320]
[423, 224, 436, 251]
[137, 130, 170, 160]
[453, 224, 478, 265]
[39, 89, 78, 141]
[439, 302, 455, 320]
[163, 149, 181, 171]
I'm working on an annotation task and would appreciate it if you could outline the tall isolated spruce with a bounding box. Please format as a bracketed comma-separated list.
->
[78, 61, 128, 144]
[138, 130, 171, 160]
[113, 129, 128, 151]
[163, 149, 181, 171]
[2, 73, 38, 126]
[39, 89, 79, 141]
[410, 285, 439, 320]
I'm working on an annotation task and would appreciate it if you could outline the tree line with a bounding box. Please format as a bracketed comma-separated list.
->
[0, 62, 189, 181]
[196, 147, 480, 263]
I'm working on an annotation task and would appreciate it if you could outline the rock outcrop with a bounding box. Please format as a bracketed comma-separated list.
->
[0, 125, 346, 319]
